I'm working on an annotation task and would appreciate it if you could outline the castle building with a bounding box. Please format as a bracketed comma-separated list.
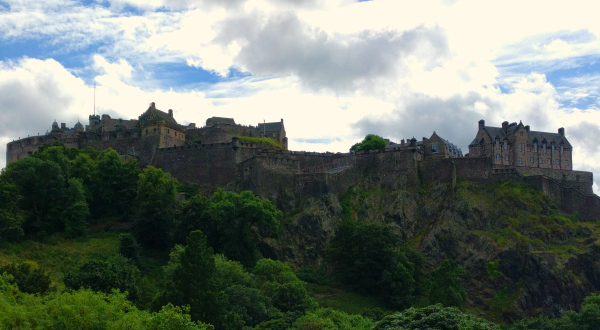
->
[468, 120, 572, 170]
[6, 102, 288, 164]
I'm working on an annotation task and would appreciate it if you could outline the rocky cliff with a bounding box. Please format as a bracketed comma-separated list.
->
[267, 174, 600, 323]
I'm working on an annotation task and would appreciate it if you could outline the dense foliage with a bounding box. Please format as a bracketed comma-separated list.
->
[349, 134, 387, 152]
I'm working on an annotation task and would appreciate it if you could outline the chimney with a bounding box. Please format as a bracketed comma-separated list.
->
[558, 127, 565, 137]
[61, 123, 66, 130]
[525, 125, 530, 132]
[150, 102, 156, 110]
[478, 119, 485, 131]
[502, 121, 508, 133]
[168, 109, 173, 118]
[401, 139, 405, 147]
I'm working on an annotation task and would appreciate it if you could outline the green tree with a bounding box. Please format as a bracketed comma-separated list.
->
[350, 134, 387, 153]
[427, 260, 467, 310]
[205, 189, 282, 267]
[0, 261, 51, 294]
[0, 174, 24, 241]
[4, 157, 67, 234]
[64, 256, 140, 302]
[329, 221, 398, 294]
[159, 230, 221, 325]
[253, 259, 317, 314]
[92, 148, 140, 219]
[373, 304, 499, 330]
[119, 233, 141, 263]
[134, 166, 178, 248]
[175, 194, 210, 244]
[63, 178, 90, 238]
[293, 308, 373, 330]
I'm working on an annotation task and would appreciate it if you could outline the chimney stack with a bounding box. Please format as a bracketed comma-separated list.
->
[502, 121, 508, 133]
[150, 102, 156, 110]
[401, 139, 405, 147]
[558, 127, 565, 137]
[478, 119, 485, 131]
[168, 109, 173, 118]
[61, 123, 66, 130]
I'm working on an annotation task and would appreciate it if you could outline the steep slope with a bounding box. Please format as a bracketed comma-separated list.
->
[273, 179, 600, 322]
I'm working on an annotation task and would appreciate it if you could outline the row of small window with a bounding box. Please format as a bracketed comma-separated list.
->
[496, 154, 569, 166]
[498, 141, 565, 155]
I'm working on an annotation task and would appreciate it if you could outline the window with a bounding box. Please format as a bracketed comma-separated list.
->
[431, 142, 439, 154]
[503, 141, 507, 150]
[560, 145, 564, 155]
[519, 158, 522, 165]
[505, 155, 508, 161]
[556, 160, 559, 165]
[547, 158, 550, 164]
[531, 157, 534, 163]
[552, 145, 555, 154]
[539, 158, 542, 164]
[542, 143, 546, 154]
[519, 143, 523, 152]
[496, 140, 500, 149]
[565, 160, 569, 167]
[520, 131, 523, 136]
[534, 143, 538, 152]
[496, 154, 500, 160]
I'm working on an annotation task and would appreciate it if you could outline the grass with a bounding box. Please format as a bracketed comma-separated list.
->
[238, 136, 285, 149]
[0, 232, 121, 289]
[308, 283, 392, 315]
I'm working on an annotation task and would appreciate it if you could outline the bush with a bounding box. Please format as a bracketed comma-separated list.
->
[0, 261, 51, 294]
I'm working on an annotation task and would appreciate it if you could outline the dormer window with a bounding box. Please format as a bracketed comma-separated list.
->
[503, 141, 507, 150]
[560, 145, 564, 155]
[534, 142, 538, 152]
[551, 144, 555, 154]
[431, 142, 439, 154]
[542, 143, 546, 154]
[495, 140, 500, 149]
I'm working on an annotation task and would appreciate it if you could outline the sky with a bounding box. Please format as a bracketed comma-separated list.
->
[1, 0, 600, 191]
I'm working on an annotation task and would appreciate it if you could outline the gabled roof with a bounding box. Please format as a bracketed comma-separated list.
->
[258, 121, 283, 132]
[139, 104, 179, 128]
[481, 122, 571, 148]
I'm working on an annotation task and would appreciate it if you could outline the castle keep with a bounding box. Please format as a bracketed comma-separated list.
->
[6, 105, 598, 219]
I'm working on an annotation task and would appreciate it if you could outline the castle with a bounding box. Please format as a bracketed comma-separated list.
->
[6, 105, 599, 220]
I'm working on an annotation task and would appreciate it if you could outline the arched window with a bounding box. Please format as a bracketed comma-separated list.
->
[503, 141, 507, 149]
[551, 144, 555, 154]
[495, 140, 500, 149]
[560, 145, 564, 155]
[534, 142, 538, 152]
[542, 143, 546, 154]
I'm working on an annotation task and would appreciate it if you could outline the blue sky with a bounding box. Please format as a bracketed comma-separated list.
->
[1, 0, 600, 189]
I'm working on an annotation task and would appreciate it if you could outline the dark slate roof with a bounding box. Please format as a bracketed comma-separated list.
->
[139, 106, 179, 127]
[258, 122, 282, 132]
[469, 138, 479, 146]
[206, 117, 235, 126]
[528, 130, 572, 148]
[482, 123, 571, 148]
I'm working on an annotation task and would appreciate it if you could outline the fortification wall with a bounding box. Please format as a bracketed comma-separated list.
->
[152, 143, 262, 187]
[186, 125, 260, 144]
[516, 167, 593, 194]
[418, 157, 493, 184]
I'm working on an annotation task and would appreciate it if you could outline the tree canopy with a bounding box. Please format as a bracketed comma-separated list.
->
[350, 134, 387, 153]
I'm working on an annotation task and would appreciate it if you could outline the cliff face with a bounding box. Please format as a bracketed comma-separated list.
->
[269, 174, 600, 322]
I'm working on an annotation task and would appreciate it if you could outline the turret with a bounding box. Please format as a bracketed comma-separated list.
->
[52, 120, 59, 131]
[74, 121, 84, 132]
